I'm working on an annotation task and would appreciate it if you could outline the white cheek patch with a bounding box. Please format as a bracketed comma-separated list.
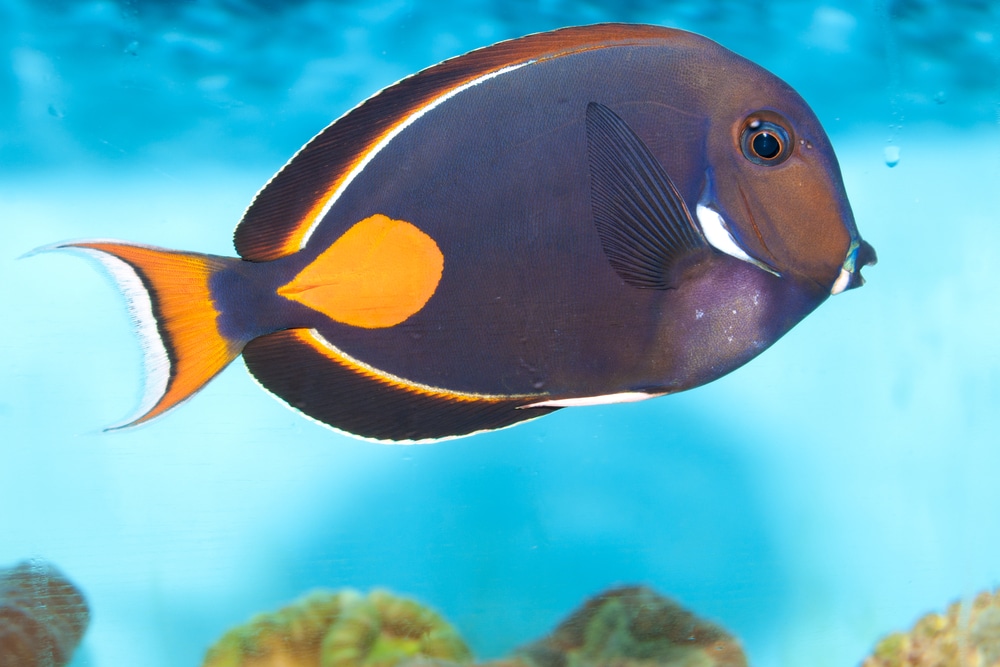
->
[695, 204, 779, 277]
[696, 203, 754, 262]
[523, 391, 664, 409]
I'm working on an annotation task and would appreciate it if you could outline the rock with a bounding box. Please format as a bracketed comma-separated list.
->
[0, 559, 89, 667]
[512, 586, 747, 667]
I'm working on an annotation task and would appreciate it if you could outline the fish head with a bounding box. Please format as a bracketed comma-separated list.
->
[696, 63, 876, 299]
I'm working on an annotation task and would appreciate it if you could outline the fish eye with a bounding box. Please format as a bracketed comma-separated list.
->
[740, 117, 792, 166]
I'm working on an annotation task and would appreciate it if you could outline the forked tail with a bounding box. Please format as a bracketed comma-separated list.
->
[56, 241, 243, 429]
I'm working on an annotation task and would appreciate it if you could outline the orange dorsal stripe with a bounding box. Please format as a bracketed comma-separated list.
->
[277, 214, 443, 328]
[71, 242, 241, 426]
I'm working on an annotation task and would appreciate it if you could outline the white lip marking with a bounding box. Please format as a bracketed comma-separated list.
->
[524, 391, 663, 408]
[695, 204, 779, 276]
[830, 239, 862, 295]
[831, 266, 852, 295]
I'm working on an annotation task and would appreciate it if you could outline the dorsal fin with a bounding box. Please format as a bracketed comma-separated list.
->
[234, 24, 683, 262]
[585, 102, 707, 289]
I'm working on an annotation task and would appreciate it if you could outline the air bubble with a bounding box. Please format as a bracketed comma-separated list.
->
[884, 145, 900, 168]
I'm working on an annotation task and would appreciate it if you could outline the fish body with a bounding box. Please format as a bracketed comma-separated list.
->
[46, 24, 874, 442]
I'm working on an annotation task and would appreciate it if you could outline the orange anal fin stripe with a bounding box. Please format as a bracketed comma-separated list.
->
[277, 214, 443, 329]
[242, 328, 554, 442]
[66, 241, 243, 428]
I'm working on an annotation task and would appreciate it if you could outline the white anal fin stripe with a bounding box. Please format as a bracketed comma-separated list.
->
[523, 391, 663, 408]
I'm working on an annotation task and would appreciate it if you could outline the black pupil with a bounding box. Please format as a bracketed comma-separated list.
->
[752, 131, 781, 159]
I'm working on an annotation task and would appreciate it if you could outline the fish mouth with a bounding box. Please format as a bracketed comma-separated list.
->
[830, 238, 877, 295]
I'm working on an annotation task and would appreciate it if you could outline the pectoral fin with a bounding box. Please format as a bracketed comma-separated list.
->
[585, 102, 707, 289]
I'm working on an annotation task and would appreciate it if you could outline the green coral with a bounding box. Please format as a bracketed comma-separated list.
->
[322, 590, 472, 667]
[202, 589, 471, 667]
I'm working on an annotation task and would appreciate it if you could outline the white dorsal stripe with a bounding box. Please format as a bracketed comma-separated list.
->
[524, 391, 663, 408]
[695, 204, 779, 276]
[297, 61, 533, 250]
[68, 247, 171, 429]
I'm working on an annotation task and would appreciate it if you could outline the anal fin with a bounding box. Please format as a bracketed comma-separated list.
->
[243, 329, 555, 442]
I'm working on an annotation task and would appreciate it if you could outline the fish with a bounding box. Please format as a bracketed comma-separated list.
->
[40, 24, 875, 442]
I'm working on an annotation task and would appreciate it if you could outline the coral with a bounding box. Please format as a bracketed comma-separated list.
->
[511, 586, 747, 667]
[203, 585, 747, 667]
[202, 589, 472, 667]
[863, 587, 1000, 667]
[203, 589, 359, 667]
[0, 559, 90, 667]
[321, 589, 472, 667]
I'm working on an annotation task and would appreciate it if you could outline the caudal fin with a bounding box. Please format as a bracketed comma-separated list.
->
[55, 241, 243, 429]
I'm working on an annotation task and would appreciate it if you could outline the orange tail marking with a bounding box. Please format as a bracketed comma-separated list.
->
[277, 214, 444, 328]
[71, 242, 241, 427]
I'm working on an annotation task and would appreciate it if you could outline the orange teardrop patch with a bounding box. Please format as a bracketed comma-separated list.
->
[277, 214, 444, 329]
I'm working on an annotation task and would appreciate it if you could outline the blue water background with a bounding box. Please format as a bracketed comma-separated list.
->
[2, 1, 999, 666]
